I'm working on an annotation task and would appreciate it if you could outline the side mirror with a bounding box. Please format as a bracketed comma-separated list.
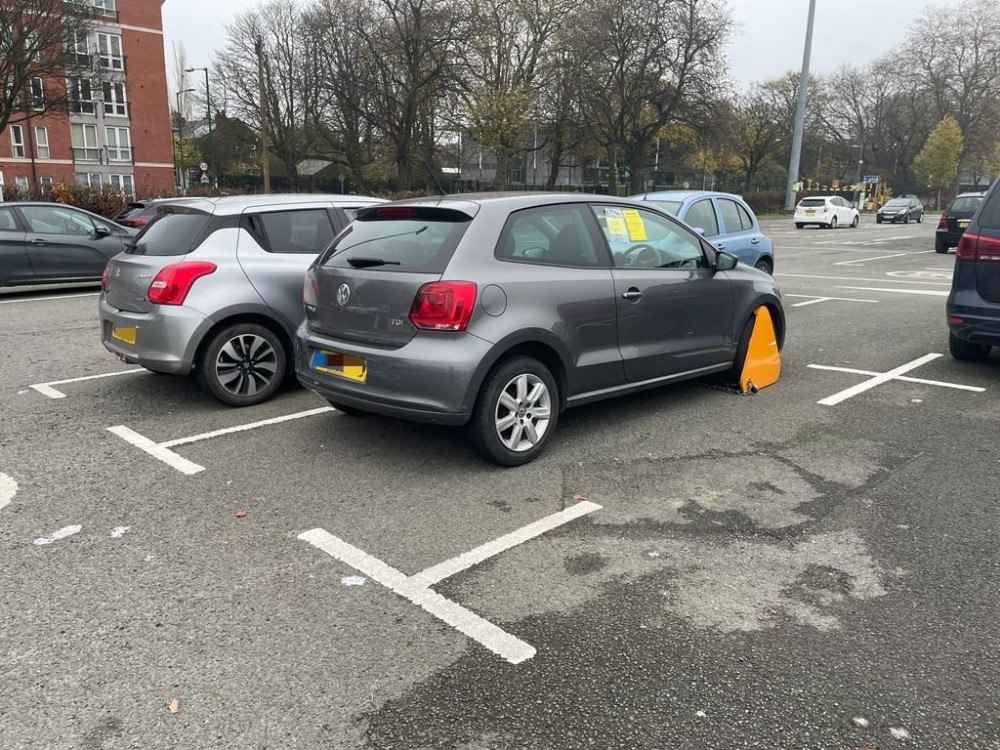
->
[94, 224, 112, 237]
[716, 251, 738, 271]
[693, 227, 706, 236]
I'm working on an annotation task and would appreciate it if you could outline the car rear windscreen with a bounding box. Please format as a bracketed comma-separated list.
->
[951, 196, 984, 213]
[648, 200, 683, 216]
[125, 207, 211, 256]
[318, 207, 472, 273]
[116, 204, 146, 220]
[798, 198, 826, 207]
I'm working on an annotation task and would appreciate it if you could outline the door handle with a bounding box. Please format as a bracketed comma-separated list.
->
[29, 238, 47, 246]
[621, 288, 643, 301]
[750, 237, 760, 244]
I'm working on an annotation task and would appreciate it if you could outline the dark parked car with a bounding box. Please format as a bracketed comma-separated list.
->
[876, 197, 923, 224]
[936, 192, 986, 254]
[295, 194, 784, 465]
[0, 202, 135, 288]
[113, 198, 199, 228]
[946, 177, 1000, 360]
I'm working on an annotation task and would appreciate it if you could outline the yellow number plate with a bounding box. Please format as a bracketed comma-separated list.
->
[111, 326, 137, 345]
[311, 349, 367, 383]
[958, 220, 970, 229]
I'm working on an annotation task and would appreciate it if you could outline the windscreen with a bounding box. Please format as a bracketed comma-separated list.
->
[884, 200, 908, 208]
[950, 196, 984, 213]
[125, 206, 211, 256]
[647, 200, 683, 216]
[318, 208, 472, 273]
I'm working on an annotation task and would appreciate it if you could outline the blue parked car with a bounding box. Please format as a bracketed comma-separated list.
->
[628, 190, 775, 273]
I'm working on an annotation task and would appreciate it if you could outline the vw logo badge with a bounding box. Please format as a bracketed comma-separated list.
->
[336, 283, 351, 307]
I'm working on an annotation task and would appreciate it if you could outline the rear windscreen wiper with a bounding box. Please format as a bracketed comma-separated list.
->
[346, 257, 402, 268]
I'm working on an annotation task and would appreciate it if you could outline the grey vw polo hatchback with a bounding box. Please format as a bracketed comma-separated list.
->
[296, 194, 784, 465]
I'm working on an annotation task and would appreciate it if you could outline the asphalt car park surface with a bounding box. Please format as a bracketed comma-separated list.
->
[1, 215, 998, 749]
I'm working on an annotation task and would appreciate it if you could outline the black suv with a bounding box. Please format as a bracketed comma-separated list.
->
[936, 192, 986, 254]
[946, 177, 1000, 360]
[876, 197, 922, 224]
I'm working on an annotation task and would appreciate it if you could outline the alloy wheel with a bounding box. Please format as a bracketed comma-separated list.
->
[215, 334, 278, 397]
[494, 373, 552, 452]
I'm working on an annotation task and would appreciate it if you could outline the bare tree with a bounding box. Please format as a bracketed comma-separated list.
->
[0, 0, 98, 133]
[171, 41, 194, 124]
[727, 85, 786, 189]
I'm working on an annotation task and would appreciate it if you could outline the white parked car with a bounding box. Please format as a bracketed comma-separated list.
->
[794, 196, 860, 229]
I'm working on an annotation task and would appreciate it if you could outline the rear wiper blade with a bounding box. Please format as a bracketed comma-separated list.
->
[347, 257, 401, 268]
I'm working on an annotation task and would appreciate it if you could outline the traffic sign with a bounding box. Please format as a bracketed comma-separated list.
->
[199, 162, 209, 172]
[864, 174, 879, 183]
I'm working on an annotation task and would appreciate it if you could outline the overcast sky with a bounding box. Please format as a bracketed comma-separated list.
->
[162, 0, 948, 93]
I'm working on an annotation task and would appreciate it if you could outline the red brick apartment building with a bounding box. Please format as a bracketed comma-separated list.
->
[0, 0, 173, 198]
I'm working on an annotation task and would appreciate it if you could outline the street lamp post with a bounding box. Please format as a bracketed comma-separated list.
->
[185, 67, 214, 184]
[176, 88, 196, 191]
[785, 0, 818, 211]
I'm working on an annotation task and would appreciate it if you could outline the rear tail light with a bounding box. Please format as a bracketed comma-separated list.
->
[101, 262, 111, 291]
[948, 316, 964, 325]
[938, 211, 948, 229]
[121, 218, 148, 228]
[956, 233, 1000, 262]
[303, 269, 319, 308]
[377, 207, 417, 218]
[409, 281, 477, 332]
[147, 261, 216, 305]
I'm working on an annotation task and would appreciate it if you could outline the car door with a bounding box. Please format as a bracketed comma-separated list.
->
[591, 204, 734, 381]
[236, 203, 339, 330]
[17, 205, 124, 280]
[716, 197, 758, 263]
[0, 206, 32, 285]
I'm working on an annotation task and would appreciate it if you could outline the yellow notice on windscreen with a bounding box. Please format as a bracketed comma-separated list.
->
[605, 208, 628, 238]
[621, 209, 648, 241]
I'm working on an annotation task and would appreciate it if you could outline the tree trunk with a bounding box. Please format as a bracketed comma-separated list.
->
[546, 151, 562, 190]
[494, 151, 509, 190]
[628, 148, 645, 195]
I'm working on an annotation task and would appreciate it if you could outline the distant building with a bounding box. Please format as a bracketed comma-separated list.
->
[0, 0, 174, 197]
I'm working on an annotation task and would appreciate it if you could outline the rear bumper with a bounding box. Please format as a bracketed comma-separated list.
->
[99, 296, 211, 374]
[293, 324, 493, 425]
[793, 213, 828, 224]
[947, 290, 1000, 346]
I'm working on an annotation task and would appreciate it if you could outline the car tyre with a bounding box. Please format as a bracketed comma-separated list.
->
[468, 356, 559, 466]
[196, 323, 286, 407]
[851, 214, 859, 228]
[829, 216, 838, 229]
[948, 332, 991, 362]
[795, 223, 804, 229]
[917, 214, 922, 224]
[876, 216, 883, 224]
[754, 258, 773, 274]
[903, 214, 910, 224]
[935, 240, 949, 254]
[327, 400, 369, 416]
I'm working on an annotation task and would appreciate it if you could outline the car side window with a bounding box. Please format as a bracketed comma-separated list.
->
[256, 209, 336, 254]
[21, 206, 95, 236]
[0, 208, 19, 231]
[717, 199, 744, 234]
[495, 204, 606, 267]
[683, 199, 719, 237]
[591, 205, 708, 270]
[735, 202, 755, 230]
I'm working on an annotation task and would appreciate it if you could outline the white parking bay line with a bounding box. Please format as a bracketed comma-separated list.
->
[808, 364, 986, 393]
[834, 252, 909, 266]
[107, 425, 206, 475]
[786, 294, 878, 308]
[299, 501, 601, 664]
[108, 406, 335, 475]
[412, 501, 603, 587]
[836, 286, 949, 297]
[30, 368, 145, 399]
[814, 353, 943, 406]
[0, 292, 99, 305]
[160, 406, 334, 448]
[777, 273, 950, 286]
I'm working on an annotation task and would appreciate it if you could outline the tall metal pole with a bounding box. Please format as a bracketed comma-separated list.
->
[186, 67, 215, 184]
[255, 38, 271, 193]
[784, 0, 817, 211]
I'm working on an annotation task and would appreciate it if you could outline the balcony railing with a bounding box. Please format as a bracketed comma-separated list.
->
[71, 146, 101, 162]
[64, 52, 128, 74]
[70, 146, 132, 164]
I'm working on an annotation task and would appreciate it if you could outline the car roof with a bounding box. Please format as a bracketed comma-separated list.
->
[955, 192, 986, 198]
[0, 201, 104, 215]
[629, 190, 746, 203]
[182, 193, 388, 215]
[800, 195, 838, 199]
[387, 192, 692, 215]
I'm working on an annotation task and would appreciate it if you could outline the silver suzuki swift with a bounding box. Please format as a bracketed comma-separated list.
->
[295, 194, 784, 466]
[100, 194, 385, 405]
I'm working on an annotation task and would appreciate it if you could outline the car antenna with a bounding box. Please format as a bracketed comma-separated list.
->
[421, 160, 447, 198]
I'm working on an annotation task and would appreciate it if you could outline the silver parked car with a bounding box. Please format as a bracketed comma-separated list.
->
[295, 194, 785, 465]
[100, 194, 386, 405]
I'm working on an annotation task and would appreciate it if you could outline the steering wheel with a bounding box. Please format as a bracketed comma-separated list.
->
[622, 244, 661, 267]
[520, 245, 548, 259]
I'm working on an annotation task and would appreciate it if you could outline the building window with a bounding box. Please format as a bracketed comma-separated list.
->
[10, 125, 25, 158]
[67, 77, 95, 114]
[97, 33, 123, 70]
[35, 126, 49, 159]
[40, 176, 53, 195]
[15, 175, 29, 191]
[110, 174, 134, 195]
[69, 31, 91, 66]
[92, 0, 117, 16]
[102, 81, 127, 116]
[77, 173, 102, 189]
[71, 123, 100, 161]
[30, 78, 44, 110]
[106, 126, 131, 162]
